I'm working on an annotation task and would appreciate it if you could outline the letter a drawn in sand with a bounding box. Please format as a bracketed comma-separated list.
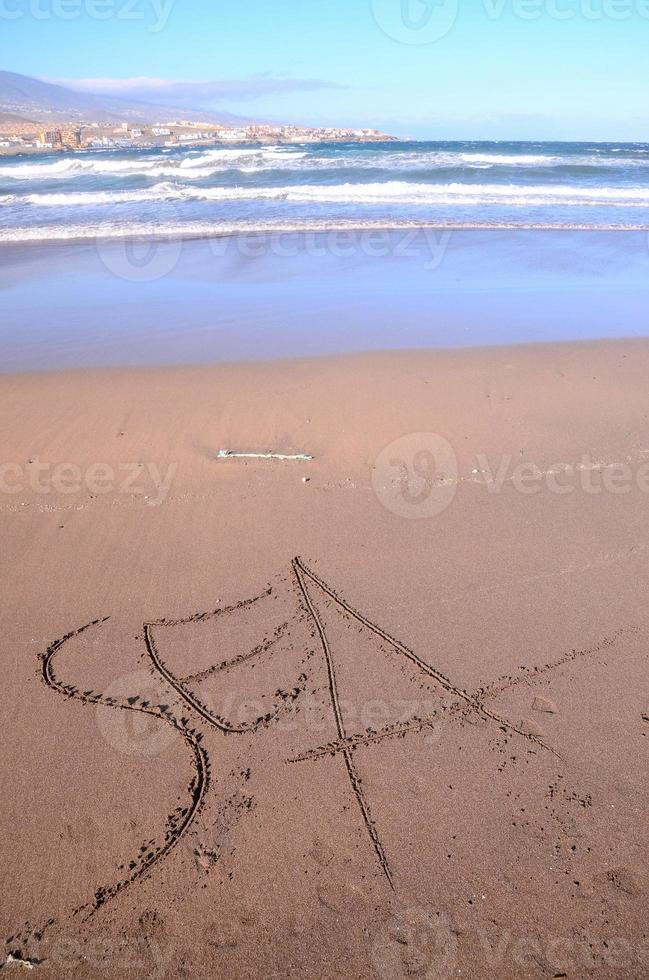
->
[288, 557, 559, 889]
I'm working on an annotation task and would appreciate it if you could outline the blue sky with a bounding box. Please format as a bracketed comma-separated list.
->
[3, 0, 649, 139]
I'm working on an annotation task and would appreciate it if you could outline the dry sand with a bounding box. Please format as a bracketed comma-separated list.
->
[1, 340, 648, 979]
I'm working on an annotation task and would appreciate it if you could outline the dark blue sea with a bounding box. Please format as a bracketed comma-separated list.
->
[2, 140, 649, 240]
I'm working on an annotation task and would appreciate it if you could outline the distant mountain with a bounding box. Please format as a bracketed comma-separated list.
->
[0, 71, 250, 126]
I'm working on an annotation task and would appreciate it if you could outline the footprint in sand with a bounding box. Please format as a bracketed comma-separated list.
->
[596, 867, 645, 898]
[308, 837, 336, 868]
[316, 880, 367, 914]
[518, 718, 546, 738]
[532, 696, 558, 714]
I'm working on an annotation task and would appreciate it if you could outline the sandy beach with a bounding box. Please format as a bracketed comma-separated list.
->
[1, 339, 648, 978]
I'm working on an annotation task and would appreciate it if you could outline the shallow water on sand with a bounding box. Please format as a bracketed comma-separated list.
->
[1, 228, 649, 372]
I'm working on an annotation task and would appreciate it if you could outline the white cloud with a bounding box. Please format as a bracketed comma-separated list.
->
[44, 75, 343, 106]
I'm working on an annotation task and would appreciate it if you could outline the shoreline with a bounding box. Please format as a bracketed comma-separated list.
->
[2, 333, 649, 379]
[2, 220, 649, 246]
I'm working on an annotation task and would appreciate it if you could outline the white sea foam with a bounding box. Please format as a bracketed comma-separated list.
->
[21, 187, 164, 206]
[1, 218, 647, 244]
[4, 146, 649, 184]
[460, 153, 557, 165]
[9, 180, 649, 208]
[0, 147, 310, 181]
[3, 143, 649, 240]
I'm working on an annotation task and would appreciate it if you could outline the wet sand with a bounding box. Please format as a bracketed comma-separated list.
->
[1, 340, 649, 978]
[3, 229, 649, 372]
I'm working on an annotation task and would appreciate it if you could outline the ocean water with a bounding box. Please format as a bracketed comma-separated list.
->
[2, 140, 649, 241]
[3, 141, 649, 371]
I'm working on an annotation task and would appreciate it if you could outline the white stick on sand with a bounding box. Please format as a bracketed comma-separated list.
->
[216, 450, 314, 461]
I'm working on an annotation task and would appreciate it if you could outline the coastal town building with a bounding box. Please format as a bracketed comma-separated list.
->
[0, 119, 396, 156]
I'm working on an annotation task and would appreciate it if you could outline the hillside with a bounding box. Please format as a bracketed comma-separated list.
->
[0, 71, 250, 125]
[0, 110, 41, 129]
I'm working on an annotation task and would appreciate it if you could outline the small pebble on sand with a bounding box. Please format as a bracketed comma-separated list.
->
[532, 696, 557, 714]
